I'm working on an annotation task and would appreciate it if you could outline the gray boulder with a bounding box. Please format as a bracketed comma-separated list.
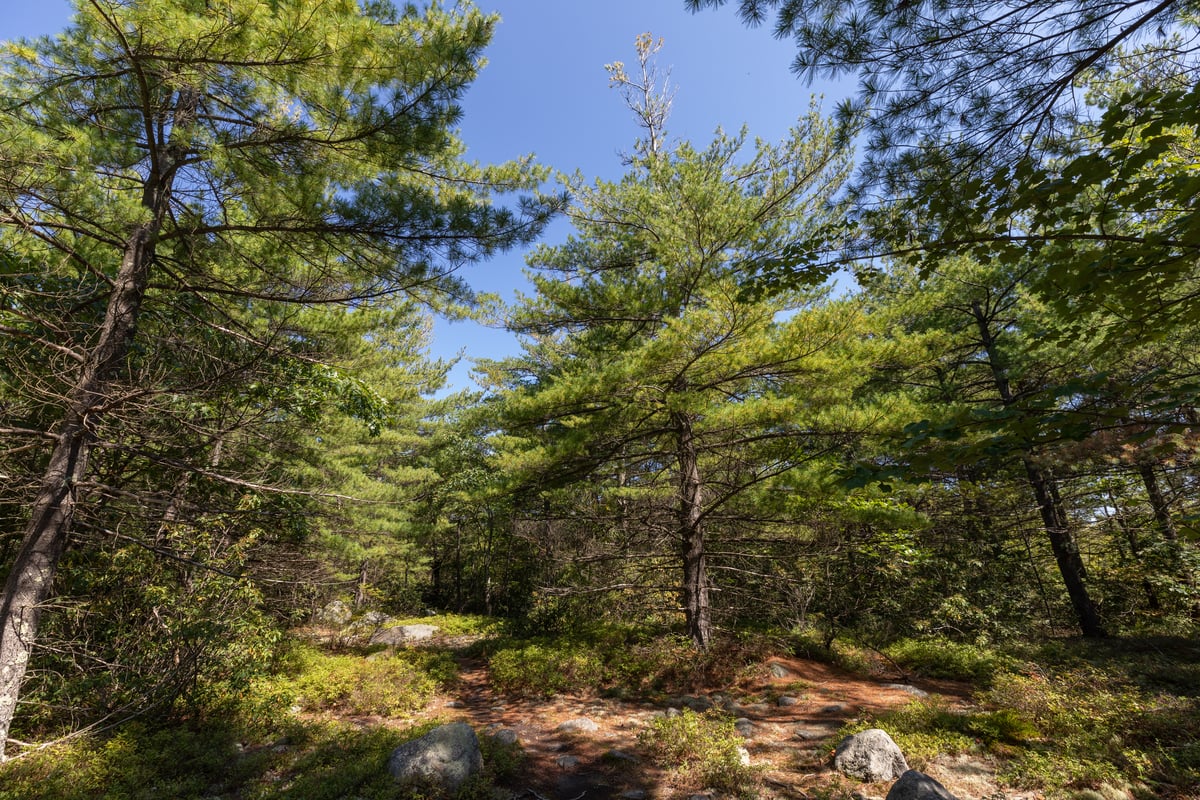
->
[834, 728, 909, 782]
[885, 770, 959, 800]
[360, 610, 392, 626]
[315, 599, 352, 626]
[388, 722, 482, 792]
[681, 695, 714, 712]
[370, 623, 440, 646]
[556, 717, 600, 733]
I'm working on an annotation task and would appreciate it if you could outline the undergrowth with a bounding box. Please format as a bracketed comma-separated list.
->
[840, 636, 1200, 799]
[243, 643, 457, 720]
[483, 625, 775, 697]
[639, 708, 757, 796]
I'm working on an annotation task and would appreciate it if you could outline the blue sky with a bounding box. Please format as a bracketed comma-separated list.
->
[1, 1, 839, 393]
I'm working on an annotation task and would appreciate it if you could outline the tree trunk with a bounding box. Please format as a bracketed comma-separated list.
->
[1138, 463, 1178, 542]
[970, 301, 1105, 638]
[674, 411, 711, 650]
[354, 559, 371, 610]
[0, 88, 194, 759]
[1021, 458, 1106, 636]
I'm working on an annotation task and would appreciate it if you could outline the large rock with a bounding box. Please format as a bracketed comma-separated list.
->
[834, 729, 909, 782]
[370, 623, 440, 646]
[388, 722, 482, 792]
[315, 599, 352, 626]
[885, 770, 959, 800]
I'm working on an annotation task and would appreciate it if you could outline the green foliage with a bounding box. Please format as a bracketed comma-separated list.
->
[477, 731, 526, 784]
[0, 0, 556, 754]
[483, 625, 775, 698]
[0, 722, 273, 800]
[385, 614, 500, 639]
[15, 527, 283, 742]
[487, 641, 605, 697]
[270, 645, 454, 717]
[884, 638, 1018, 684]
[986, 669, 1200, 796]
[839, 699, 978, 768]
[638, 709, 756, 795]
[845, 642, 1200, 798]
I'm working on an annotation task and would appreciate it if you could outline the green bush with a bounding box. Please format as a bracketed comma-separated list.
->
[884, 637, 1017, 683]
[483, 626, 769, 698]
[985, 669, 1198, 796]
[488, 641, 605, 696]
[264, 645, 454, 716]
[638, 709, 756, 795]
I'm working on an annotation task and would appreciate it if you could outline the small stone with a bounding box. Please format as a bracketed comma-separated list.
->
[737, 746, 751, 766]
[883, 683, 930, 698]
[777, 695, 801, 706]
[446, 700, 465, 709]
[492, 729, 519, 746]
[734, 718, 755, 738]
[822, 703, 848, 713]
[556, 755, 580, 769]
[769, 662, 796, 678]
[682, 695, 714, 712]
[557, 717, 600, 733]
[666, 707, 682, 718]
[885, 769, 959, 800]
[618, 791, 648, 800]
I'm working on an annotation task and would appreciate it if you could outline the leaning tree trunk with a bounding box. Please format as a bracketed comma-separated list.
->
[0, 90, 193, 759]
[673, 411, 711, 650]
[970, 301, 1105, 638]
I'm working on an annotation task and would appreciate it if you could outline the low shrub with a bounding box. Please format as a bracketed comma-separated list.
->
[985, 668, 1199, 797]
[638, 709, 756, 795]
[884, 637, 1017, 683]
[255, 644, 455, 717]
[488, 641, 605, 696]
[484, 626, 773, 698]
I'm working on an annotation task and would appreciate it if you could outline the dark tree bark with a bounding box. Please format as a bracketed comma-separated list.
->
[1138, 463, 1178, 542]
[970, 301, 1105, 638]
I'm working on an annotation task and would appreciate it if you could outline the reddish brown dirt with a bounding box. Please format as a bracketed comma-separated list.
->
[388, 648, 995, 800]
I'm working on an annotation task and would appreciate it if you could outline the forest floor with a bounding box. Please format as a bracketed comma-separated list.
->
[330, 633, 1020, 800]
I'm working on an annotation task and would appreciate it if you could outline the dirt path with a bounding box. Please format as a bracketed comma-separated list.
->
[408, 647, 1000, 800]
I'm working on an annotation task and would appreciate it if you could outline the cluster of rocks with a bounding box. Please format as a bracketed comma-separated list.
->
[835, 728, 959, 800]
[313, 601, 441, 647]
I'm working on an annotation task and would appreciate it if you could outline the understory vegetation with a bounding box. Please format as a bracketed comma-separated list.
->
[2, 622, 1198, 799]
